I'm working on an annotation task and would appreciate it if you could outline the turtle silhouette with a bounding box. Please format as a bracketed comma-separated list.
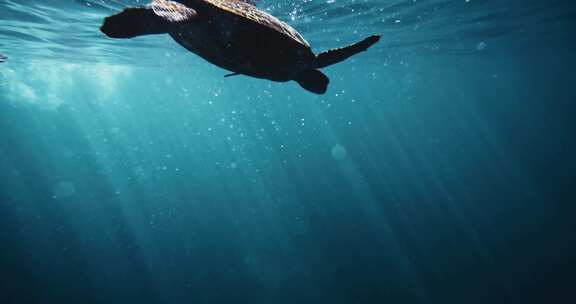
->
[101, 0, 380, 94]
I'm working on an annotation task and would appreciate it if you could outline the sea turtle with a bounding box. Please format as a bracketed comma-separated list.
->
[100, 0, 380, 94]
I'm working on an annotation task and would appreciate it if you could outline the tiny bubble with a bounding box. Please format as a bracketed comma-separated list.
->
[476, 41, 487, 51]
[331, 145, 347, 160]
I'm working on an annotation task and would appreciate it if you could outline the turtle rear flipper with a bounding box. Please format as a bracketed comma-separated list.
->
[316, 35, 380, 68]
[296, 70, 329, 94]
[101, 1, 196, 39]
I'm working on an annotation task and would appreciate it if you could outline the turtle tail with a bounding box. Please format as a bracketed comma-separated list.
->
[316, 35, 381, 69]
[100, 8, 171, 38]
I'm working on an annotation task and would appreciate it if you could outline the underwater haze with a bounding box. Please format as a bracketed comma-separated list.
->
[1, 0, 576, 303]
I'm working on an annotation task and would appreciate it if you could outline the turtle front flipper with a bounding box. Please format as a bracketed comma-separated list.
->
[316, 35, 380, 68]
[101, 0, 196, 39]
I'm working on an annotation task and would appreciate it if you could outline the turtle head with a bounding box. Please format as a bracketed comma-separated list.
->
[296, 70, 329, 94]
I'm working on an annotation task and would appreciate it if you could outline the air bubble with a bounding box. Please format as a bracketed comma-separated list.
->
[331, 145, 347, 160]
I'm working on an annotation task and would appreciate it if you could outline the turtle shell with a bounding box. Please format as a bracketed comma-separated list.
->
[199, 0, 310, 47]
[169, 0, 316, 81]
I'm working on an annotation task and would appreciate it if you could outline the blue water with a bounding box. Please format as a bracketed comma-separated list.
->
[1, 0, 576, 303]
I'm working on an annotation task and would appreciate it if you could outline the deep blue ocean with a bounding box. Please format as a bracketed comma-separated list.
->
[1, 0, 576, 303]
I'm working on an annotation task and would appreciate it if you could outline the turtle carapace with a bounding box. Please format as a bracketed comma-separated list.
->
[100, 0, 380, 94]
